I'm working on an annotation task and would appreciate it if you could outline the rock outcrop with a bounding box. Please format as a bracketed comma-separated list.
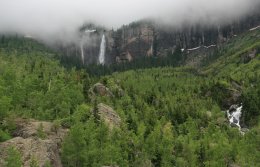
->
[240, 49, 258, 63]
[56, 7, 260, 66]
[89, 83, 114, 98]
[97, 103, 121, 129]
[0, 119, 68, 167]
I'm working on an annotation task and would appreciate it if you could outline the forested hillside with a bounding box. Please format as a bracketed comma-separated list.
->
[0, 29, 260, 167]
[0, 36, 85, 139]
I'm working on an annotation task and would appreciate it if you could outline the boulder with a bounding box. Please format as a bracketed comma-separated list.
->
[90, 83, 114, 97]
[97, 103, 121, 129]
[0, 119, 68, 167]
[241, 49, 257, 63]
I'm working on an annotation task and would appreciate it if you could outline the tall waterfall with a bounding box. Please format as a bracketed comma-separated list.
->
[98, 34, 106, 65]
[80, 42, 84, 64]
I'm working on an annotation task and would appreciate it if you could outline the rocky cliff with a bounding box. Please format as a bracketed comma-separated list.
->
[112, 10, 260, 63]
[0, 119, 68, 167]
[57, 8, 260, 66]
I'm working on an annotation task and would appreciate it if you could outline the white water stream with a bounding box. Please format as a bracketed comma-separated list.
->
[98, 34, 106, 65]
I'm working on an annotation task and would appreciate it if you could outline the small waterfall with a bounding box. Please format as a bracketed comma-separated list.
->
[151, 43, 153, 55]
[98, 34, 106, 65]
[80, 29, 96, 65]
[80, 42, 84, 65]
[227, 105, 242, 129]
[226, 104, 250, 135]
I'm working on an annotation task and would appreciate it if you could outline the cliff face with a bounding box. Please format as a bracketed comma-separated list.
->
[111, 10, 260, 63]
[58, 9, 260, 66]
[58, 30, 114, 66]
[112, 24, 155, 63]
[0, 119, 68, 167]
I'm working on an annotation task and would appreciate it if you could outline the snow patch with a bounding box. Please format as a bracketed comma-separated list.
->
[186, 44, 216, 52]
[187, 46, 201, 51]
[85, 29, 96, 33]
[203, 45, 216, 49]
[249, 25, 260, 31]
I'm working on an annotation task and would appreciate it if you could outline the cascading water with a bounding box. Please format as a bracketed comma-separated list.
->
[80, 29, 96, 65]
[98, 34, 106, 65]
[227, 104, 242, 129]
[151, 43, 153, 55]
[226, 104, 250, 135]
[80, 42, 84, 64]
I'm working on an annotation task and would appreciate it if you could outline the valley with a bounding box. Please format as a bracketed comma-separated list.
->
[0, 1, 260, 166]
[0, 26, 259, 166]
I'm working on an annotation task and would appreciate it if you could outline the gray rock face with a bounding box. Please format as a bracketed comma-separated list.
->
[240, 49, 258, 63]
[0, 119, 68, 167]
[57, 8, 260, 65]
[90, 83, 114, 97]
[109, 9, 260, 63]
[97, 103, 121, 129]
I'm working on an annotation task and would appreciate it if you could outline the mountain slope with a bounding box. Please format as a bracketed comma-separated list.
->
[60, 28, 260, 166]
[0, 29, 259, 166]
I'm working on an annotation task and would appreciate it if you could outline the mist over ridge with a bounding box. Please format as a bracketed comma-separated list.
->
[0, 0, 259, 43]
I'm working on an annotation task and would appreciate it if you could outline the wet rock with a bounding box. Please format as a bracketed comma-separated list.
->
[224, 90, 242, 108]
[233, 118, 238, 124]
[229, 104, 239, 113]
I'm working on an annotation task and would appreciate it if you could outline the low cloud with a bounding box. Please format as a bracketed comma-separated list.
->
[0, 0, 259, 42]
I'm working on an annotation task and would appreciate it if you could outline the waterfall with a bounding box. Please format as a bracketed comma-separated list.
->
[226, 104, 250, 135]
[151, 43, 153, 55]
[98, 34, 106, 65]
[80, 42, 84, 65]
[80, 29, 96, 65]
[80, 41, 85, 65]
[227, 104, 243, 130]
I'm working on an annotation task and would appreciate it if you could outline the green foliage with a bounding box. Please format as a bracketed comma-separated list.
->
[0, 96, 11, 120]
[242, 86, 260, 126]
[0, 130, 11, 142]
[0, 36, 84, 121]
[1, 30, 260, 166]
[30, 157, 39, 167]
[5, 147, 22, 167]
[43, 161, 52, 167]
[37, 123, 46, 139]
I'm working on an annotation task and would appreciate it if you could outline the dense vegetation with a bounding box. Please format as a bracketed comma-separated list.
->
[0, 29, 260, 167]
[0, 36, 85, 141]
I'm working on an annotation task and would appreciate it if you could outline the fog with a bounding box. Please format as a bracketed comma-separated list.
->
[0, 0, 259, 42]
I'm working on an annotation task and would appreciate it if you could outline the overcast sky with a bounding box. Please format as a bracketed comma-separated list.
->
[0, 0, 259, 41]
